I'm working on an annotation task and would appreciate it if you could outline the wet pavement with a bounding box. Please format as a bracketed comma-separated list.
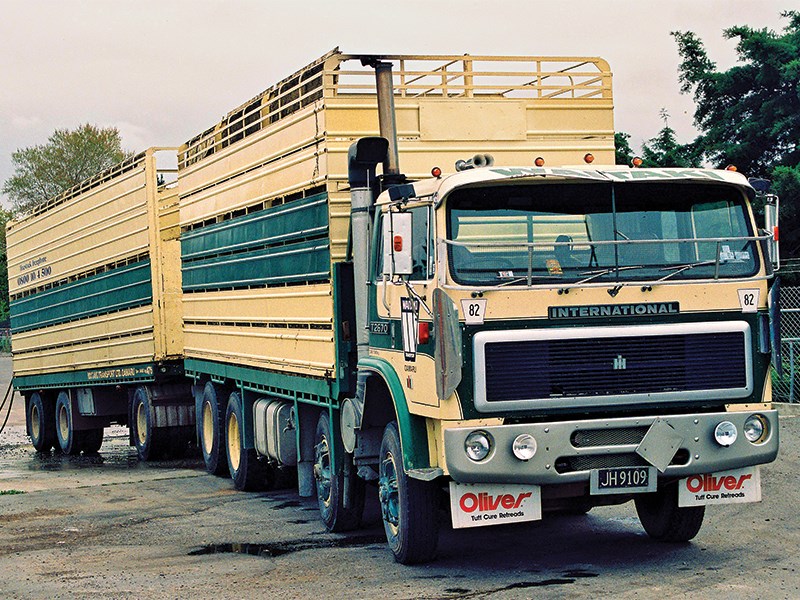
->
[1, 356, 799, 599]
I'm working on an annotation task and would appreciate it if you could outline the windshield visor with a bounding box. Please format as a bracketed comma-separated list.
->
[446, 181, 760, 286]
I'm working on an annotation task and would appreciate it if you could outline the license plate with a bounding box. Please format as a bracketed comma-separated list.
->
[590, 466, 656, 495]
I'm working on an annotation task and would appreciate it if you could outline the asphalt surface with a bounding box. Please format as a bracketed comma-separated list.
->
[0, 356, 798, 599]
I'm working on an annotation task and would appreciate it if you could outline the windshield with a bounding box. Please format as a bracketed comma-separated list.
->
[446, 181, 759, 286]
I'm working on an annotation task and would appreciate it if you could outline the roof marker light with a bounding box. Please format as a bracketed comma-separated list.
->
[534, 157, 545, 167]
[726, 164, 738, 172]
[584, 153, 595, 164]
[631, 157, 643, 168]
[431, 166, 442, 178]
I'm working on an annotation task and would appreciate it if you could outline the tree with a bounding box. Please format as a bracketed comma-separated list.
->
[615, 132, 635, 166]
[673, 11, 800, 256]
[641, 109, 702, 168]
[0, 208, 12, 326]
[2, 124, 132, 213]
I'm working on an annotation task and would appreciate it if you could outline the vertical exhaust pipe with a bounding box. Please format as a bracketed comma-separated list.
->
[362, 58, 401, 179]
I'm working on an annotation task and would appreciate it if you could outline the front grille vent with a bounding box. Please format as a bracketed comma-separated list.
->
[474, 323, 752, 411]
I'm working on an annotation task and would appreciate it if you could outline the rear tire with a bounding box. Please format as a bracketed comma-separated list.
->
[314, 411, 365, 532]
[28, 392, 56, 452]
[130, 386, 168, 461]
[55, 391, 104, 455]
[635, 483, 705, 542]
[379, 421, 439, 564]
[226, 391, 272, 491]
[200, 382, 229, 476]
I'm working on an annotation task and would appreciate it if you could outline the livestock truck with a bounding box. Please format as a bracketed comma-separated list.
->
[8, 50, 781, 564]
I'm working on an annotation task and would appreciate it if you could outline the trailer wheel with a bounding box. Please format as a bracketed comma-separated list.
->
[55, 391, 104, 455]
[226, 391, 272, 491]
[378, 421, 439, 564]
[130, 386, 168, 461]
[28, 392, 56, 452]
[635, 483, 705, 542]
[200, 382, 228, 476]
[314, 411, 364, 532]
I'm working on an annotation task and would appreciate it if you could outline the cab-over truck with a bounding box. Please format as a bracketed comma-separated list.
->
[9, 50, 780, 564]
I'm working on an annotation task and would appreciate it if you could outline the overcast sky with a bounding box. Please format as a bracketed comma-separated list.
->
[0, 0, 792, 202]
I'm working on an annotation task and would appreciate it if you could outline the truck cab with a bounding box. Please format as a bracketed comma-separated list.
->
[355, 162, 780, 563]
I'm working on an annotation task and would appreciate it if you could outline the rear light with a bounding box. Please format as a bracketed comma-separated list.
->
[393, 235, 403, 252]
[773, 226, 779, 242]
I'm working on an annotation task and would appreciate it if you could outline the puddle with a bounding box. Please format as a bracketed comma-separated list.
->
[563, 570, 599, 578]
[189, 534, 387, 558]
[270, 500, 302, 509]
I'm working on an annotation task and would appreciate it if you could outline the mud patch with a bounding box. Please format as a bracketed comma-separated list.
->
[189, 534, 387, 558]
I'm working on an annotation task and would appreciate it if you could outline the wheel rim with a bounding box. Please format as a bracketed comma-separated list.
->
[227, 411, 241, 472]
[202, 401, 214, 455]
[58, 403, 70, 443]
[314, 434, 332, 508]
[30, 403, 41, 441]
[135, 402, 148, 446]
[379, 450, 400, 537]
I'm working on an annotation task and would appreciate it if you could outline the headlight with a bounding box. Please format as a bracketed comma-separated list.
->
[714, 421, 738, 447]
[744, 414, 767, 444]
[512, 434, 537, 461]
[465, 431, 492, 462]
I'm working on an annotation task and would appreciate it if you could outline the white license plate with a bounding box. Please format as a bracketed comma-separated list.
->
[590, 466, 657, 495]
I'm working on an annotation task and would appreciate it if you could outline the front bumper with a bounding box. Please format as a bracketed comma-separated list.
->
[444, 410, 779, 485]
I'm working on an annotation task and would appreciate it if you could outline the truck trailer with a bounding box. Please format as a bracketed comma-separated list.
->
[9, 50, 780, 564]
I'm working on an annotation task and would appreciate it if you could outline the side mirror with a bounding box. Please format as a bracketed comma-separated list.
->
[382, 210, 413, 276]
[764, 194, 780, 271]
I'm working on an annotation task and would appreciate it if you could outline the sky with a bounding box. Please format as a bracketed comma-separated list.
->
[0, 0, 792, 203]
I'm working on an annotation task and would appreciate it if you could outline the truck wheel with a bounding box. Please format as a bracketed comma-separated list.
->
[28, 392, 56, 452]
[200, 382, 228, 476]
[226, 391, 272, 491]
[314, 411, 365, 532]
[55, 391, 104, 455]
[378, 421, 439, 564]
[635, 483, 705, 542]
[131, 386, 168, 461]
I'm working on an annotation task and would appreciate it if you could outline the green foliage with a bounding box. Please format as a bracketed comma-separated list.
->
[0, 490, 25, 496]
[2, 124, 132, 213]
[0, 208, 12, 326]
[641, 110, 702, 168]
[614, 132, 635, 166]
[672, 11, 800, 173]
[673, 12, 800, 255]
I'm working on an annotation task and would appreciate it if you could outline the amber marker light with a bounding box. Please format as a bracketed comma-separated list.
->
[431, 166, 442, 178]
[631, 156, 643, 168]
[584, 153, 595, 164]
[534, 157, 545, 167]
[726, 164, 738, 171]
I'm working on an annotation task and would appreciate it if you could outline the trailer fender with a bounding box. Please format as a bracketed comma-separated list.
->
[358, 357, 431, 473]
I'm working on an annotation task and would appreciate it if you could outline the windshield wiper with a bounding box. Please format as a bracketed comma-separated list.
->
[574, 264, 647, 285]
[657, 259, 718, 282]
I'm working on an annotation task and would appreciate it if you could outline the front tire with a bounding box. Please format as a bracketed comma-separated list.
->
[635, 483, 705, 542]
[314, 411, 365, 532]
[28, 392, 56, 452]
[378, 421, 439, 564]
[226, 391, 272, 491]
[199, 382, 228, 476]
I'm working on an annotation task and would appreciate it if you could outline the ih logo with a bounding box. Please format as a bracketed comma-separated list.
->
[613, 354, 627, 370]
